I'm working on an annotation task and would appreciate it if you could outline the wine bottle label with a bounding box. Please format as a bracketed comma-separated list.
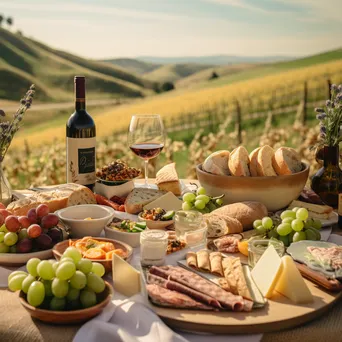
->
[67, 137, 96, 185]
[338, 194, 342, 216]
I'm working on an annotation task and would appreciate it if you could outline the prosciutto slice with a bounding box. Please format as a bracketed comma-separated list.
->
[149, 266, 246, 311]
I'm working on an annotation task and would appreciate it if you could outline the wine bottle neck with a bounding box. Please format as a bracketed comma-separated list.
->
[324, 145, 339, 167]
[75, 99, 86, 111]
[74, 76, 86, 112]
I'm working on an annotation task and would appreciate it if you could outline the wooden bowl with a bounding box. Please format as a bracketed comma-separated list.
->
[52, 237, 133, 274]
[196, 162, 310, 212]
[19, 282, 113, 325]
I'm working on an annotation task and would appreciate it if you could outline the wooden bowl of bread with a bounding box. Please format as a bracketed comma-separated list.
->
[197, 146, 309, 211]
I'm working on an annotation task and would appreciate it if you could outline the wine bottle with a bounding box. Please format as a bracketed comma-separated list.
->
[66, 76, 96, 190]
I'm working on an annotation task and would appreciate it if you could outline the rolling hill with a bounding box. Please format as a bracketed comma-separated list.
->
[102, 58, 160, 75]
[0, 28, 157, 101]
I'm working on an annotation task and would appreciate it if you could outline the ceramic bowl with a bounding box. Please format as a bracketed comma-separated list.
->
[138, 213, 174, 230]
[196, 163, 310, 212]
[19, 282, 113, 324]
[104, 226, 141, 248]
[55, 205, 115, 238]
[52, 237, 133, 274]
[0, 249, 53, 267]
[94, 180, 134, 199]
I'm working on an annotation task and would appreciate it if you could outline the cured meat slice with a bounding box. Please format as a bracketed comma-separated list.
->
[149, 266, 246, 311]
[214, 235, 240, 253]
[307, 246, 342, 271]
[147, 273, 221, 309]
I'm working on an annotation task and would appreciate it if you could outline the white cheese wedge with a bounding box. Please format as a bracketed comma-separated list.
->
[112, 254, 141, 297]
[143, 191, 182, 211]
[251, 245, 283, 298]
[275, 255, 313, 304]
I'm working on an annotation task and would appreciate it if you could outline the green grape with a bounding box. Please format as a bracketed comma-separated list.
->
[27, 258, 41, 277]
[56, 261, 76, 280]
[80, 289, 97, 308]
[276, 223, 292, 236]
[52, 262, 60, 272]
[70, 271, 87, 290]
[4, 232, 18, 246]
[50, 297, 66, 311]
[304, 218, 314, 229]
[18, 229, 28, 241]
[253, 219, 262, 229]
[267, 229, 279, 239]
[51, 278, 69, 298]
[92, 262, 105, 277]
[262, 217, 273, 230]
[8, 270, 28, 282]
[255, 225, 267, 235]
[291, 219, 304, 232]
[68, 299, 81, 310]
[282, 217, 294, 224]
[291, 207, 300, 213]
[27, 281, 45, 307]
[67, 288, 80, 301]
[60, 257, 74, 263]
[207, 202, 217, 212]
[42, 280, 53, 297]
[196, 195, 210, 204]
[0, 242, 9, 253]
[37, 260, 55, 280]
[296, 208, 309, 221]
[182, 202, 192, 211]
[9, 246, 16, 253]
[194, 200, 205, 210]
[62, 247, 82, 264]
[306, 227, 321, 241]
[196, 187, 206, 196]
[87, 273, 105, 293]
[215, 198, 223, 206]
[8, 274, 27, 291]
[312, 219, 322, 230]
[0, 224, 8, 233]
[288, 230, 295, 244]
[48, 259, 57, 265]
[22, 275, 36, 294]
[0, 231, 4, 242]
[278, 235, 290, 247]
[200, 207, 210, 214]
[305, 228, 318, 241]
[77, 259, 93, 274]
[293, 231, 307, 242]
[280, 210, 296, 220]
[182, 193, 196, 203]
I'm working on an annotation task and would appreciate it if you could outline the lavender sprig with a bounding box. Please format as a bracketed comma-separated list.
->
[0, 84, 35, 162]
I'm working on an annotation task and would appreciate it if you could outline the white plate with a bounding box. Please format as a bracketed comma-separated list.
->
[0, 249, 53, 267]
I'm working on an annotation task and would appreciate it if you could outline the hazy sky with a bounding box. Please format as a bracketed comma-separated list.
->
[1, 0, 341, 59]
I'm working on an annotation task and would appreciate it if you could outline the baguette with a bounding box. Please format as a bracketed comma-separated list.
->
[273, 147, 302, 175]
[228, 146, 250, 177]
[222, 258, 238, 295]
[249, 147, 261, 177]
[203, 213, 242, 237]
[203, 150, 230, 176]
[257, 145, 277, 176]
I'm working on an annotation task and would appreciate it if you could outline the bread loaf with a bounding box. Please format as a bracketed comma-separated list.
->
[125, 188, 166, 214]
[228, 146, 250, 177]
[155, 163, 181, 196]
[212, 201, 268, 230]
[272, 147, 302, 175]
[249, 147, 261, 177]
[7, 183, 96, 216]
[204, 214, 242, 237]
[257, 145, 277, 176]
[203, 150, 230, 176]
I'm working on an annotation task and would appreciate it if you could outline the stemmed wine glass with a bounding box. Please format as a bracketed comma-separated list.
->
[128, 114, 165, 187]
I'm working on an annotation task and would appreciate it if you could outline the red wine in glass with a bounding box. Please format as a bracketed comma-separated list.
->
[130, 143, 164, 160]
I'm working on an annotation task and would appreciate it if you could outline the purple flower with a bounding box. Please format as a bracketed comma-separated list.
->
[336, 93, 342, 103]
[326, 100, 332, 107]
[320, 126, 326, 134]
[315, 107, 325, 113]
[0, 109, 5, 117]
[338, 85, 342, 92]
[331, 84, 337, 92]
[20, 99, 26, 105]
[316, 113, 327, 120]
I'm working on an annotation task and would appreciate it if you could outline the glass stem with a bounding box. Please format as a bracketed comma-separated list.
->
[144, 159, 149, 186]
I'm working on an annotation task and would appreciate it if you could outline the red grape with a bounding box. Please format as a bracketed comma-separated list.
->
[41, 214, 59, 229]
[27, 224, 42, 238]
[47, 227, 63, 242]
[16, 238, 33, 253]
[0, 203, 6, 210]
[35, 234, 52, 250]
[36, 204, 50, 218]
[0, 213, 4, 226]
[0, 209, 11, 219]
[27, 208, 37, 224]
[18, 216, 31, 228]
[5, 215, 21, 233]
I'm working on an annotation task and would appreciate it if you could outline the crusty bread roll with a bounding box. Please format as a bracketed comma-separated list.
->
[256, 145, 277, 176]
[249, 147, 261, 177]
[228, 146, 250, 177]
[7, 183, 96, 216]
[272, 147, 302, 175]
[203, 150, 230, 176]
[155, 163, 181, 196]
[211, 201, 268, 230]
[203, 214, 242, 237]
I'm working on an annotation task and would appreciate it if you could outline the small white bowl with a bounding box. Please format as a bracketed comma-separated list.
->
[104, 226, 141, 248]
[55, 205, 115, 238]
[138, 213, 174, 230]
[94, 180, 134, 199]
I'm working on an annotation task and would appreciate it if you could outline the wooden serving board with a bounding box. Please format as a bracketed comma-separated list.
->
[147, 279, 342, 334]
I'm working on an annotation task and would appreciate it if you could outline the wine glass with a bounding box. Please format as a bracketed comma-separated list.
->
[128, 114, 165, 187]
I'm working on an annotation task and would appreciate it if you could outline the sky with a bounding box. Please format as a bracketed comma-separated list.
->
[1, 0, 341, 59]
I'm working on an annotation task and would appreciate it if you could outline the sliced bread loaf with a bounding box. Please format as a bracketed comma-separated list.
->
[203, 150, 230, 176]
[228, 146, 250, 177]
[249, 147, 261, 177]
[272, 147, 302, 175]
[257, 145, 277, 176]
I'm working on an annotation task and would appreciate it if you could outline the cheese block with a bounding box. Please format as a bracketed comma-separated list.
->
[124, 188, 166, 214]
[275, 256, 313, 304]
[288, 200, 333, 220]
[112, 254, 141, 297]
[155, 163, 181, 196]
[143, 191, 182, 211]
[251, 245, 283, 298]
[7, 183, 96, 216]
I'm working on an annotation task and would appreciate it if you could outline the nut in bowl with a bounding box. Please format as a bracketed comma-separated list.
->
[138, 208, 175, 230]
[55, 205, 115, 238]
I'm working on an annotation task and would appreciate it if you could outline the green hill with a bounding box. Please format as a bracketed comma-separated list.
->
[103, 58, 160, 75]
[0, 28, 157, 101]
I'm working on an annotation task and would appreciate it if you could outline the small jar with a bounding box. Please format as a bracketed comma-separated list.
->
[140, 229, 168, 266]
[174, 210, 203, 241]
[248, 239, 285, 268]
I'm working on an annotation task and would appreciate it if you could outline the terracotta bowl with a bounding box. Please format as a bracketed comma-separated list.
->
[19, 282, 113, 325]
[196, 163, 310, 212]
[52, 237, 133, 274]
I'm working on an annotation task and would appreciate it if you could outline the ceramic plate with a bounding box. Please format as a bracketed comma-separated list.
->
[0, 249, 53, 267]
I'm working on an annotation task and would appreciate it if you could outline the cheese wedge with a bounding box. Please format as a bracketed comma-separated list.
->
[275, 255, 313, 304]
[251, 245, 283, 298]
[143, 191, 182, 211]
[112, 254, 141, 297]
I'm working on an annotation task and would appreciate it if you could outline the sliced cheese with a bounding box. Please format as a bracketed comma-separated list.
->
[112, 254, 141, 297]
[251, 245, 283, 298]
[275, 255, 313, 304]
[143, 191, 182, 211]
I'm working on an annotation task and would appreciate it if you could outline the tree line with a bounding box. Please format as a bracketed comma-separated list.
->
[0, 14, 13, 29]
